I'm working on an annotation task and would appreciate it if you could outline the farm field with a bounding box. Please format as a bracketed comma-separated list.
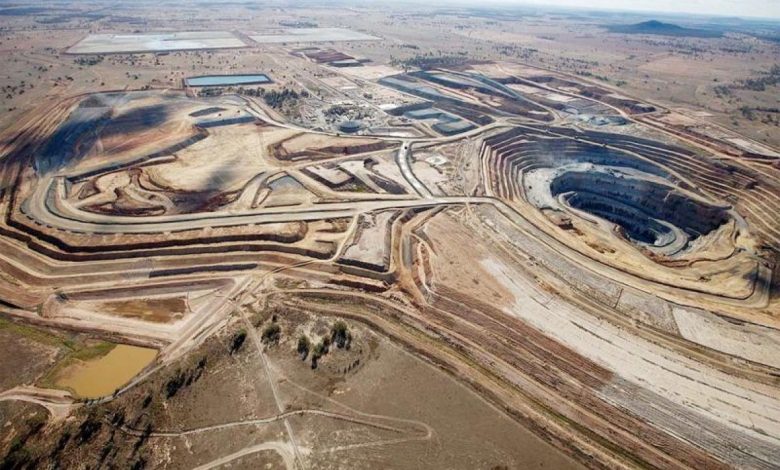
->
[68, 31, 247, 54]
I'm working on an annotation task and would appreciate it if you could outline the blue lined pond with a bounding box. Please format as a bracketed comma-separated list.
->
[185, 74, 271, 87]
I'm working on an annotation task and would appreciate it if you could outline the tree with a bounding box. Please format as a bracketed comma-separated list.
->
[311, 340, 328, 369]
[739, 106, 756, 121]
[297, 335, 310, 359]
[331, 321, 351, 349]
[164, 370, 186, 398]
[230, 330, 247, 354]
[76, 415, 102, 443]
[262, 324, 281, 345]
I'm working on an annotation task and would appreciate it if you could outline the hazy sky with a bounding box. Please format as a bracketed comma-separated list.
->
[477, 0, 780, 19]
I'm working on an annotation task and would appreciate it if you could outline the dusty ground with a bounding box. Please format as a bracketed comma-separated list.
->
[0, 309, 582, 469]
[0, 327, 61, 391]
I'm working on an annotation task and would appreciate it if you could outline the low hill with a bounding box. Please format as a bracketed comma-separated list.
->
[607, 20, 722, 38]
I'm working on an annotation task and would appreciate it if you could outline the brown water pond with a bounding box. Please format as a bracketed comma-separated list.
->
[56, 344, 157, 398]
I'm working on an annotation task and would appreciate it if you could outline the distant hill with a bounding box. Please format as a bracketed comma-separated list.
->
[606, 20, 722, 38]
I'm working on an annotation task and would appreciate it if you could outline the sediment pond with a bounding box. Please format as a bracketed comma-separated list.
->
[56, 344, 157, 398]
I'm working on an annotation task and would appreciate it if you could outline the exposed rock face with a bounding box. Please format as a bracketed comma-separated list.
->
[479, 125, 766, 304]
[482, 127, 745, 255]
[550, 170, 730, 246]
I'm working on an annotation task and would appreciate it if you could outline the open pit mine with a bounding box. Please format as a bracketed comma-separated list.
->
[0, 48, 779, 469]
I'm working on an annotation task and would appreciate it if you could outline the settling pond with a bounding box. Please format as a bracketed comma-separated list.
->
[56, 344, 157, 398]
